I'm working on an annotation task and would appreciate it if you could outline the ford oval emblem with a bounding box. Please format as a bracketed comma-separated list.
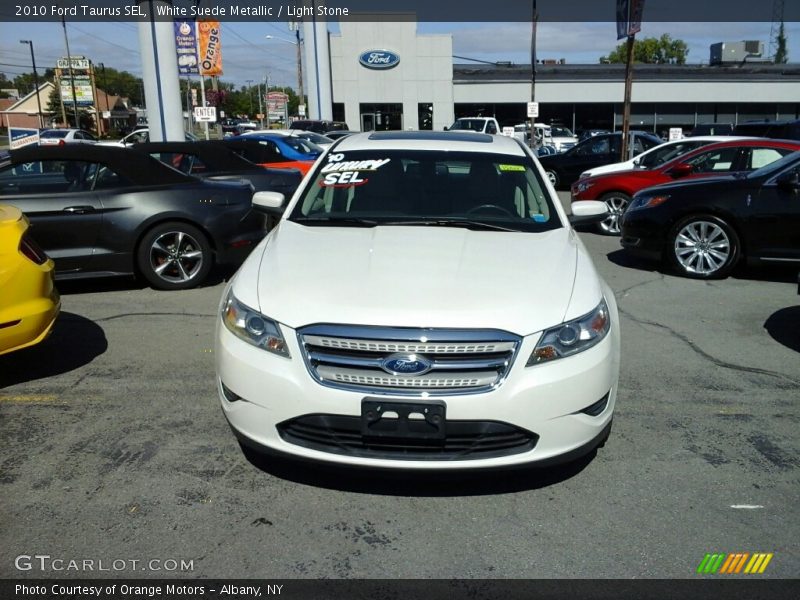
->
[381, 353, 432, 376]
[359, 50, 400, 70]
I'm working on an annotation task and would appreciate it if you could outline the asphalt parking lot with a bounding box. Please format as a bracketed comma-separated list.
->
[1, 212, 798, 579]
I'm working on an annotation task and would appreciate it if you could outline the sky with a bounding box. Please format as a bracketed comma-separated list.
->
[1, 20, 799, 92]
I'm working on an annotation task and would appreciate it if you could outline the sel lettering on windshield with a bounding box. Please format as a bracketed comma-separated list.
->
[319, 157, 392, 187]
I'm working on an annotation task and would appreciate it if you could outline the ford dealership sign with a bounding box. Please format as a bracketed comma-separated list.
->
[359, 50, 400, 70]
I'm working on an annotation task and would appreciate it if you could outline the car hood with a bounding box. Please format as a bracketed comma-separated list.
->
[636, 173, 742, 195]
[244, 221, 582, 336]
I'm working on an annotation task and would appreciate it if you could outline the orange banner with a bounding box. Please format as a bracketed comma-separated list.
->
[197, 20, 222, 76]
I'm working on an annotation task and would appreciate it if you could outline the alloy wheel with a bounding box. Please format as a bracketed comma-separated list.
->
[673, 220, 731, 276]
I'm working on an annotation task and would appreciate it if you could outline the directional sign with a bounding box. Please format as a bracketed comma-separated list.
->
[193, 106, 217, 123]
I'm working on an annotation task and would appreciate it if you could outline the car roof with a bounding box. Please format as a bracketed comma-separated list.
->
[331, 131, 527, 155]
[9, 144, 195, 185]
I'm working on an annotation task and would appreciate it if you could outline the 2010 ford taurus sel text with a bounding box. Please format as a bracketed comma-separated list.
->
[215, 131, 620, 470]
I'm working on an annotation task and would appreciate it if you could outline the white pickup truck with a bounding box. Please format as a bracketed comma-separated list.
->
[446, 117, 501, 135]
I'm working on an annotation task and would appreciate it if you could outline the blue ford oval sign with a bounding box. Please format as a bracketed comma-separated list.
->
[381, 353, 432, 376]
[359, 50, 400, 70]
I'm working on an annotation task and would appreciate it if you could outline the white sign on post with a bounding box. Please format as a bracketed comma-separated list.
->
[501, 127, 515, 137]
[298, 104, 306, 117]
[193, 106, 217, 123]
[668, 127, 683, 141]
[527, 102, 539, 118]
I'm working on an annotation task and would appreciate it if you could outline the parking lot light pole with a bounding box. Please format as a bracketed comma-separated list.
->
[19, 40, 44, 129]
[246, 80, 254, 118]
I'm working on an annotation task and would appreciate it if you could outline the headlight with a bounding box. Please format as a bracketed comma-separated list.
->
[221, 290, 290, 357]
[527, 299, 610, 365]
[627, 194, 670, 212]
[574, 181, 595, 194]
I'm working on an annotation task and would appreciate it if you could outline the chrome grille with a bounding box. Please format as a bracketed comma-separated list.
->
[298, 325, 520, 396]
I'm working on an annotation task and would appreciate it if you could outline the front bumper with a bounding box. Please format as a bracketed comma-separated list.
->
[215, 311, 621, 470]
[619, 210, 668, 260]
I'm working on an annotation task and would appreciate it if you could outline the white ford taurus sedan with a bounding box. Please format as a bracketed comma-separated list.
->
[215, 131, 620, 470]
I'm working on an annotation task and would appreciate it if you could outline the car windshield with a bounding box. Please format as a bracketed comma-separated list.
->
[296, 131, 332, 145]
[40, 130, 69, 138]
[639, 141, 706, 168]
[746, 150, 800, 179]
[551, 127, 574, 137]
[279, 136, 322, 154]
[289, 150, 561, 233]
[449, 120, 486, 132]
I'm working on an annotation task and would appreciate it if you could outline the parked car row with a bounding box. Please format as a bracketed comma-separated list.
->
[571, 139, 800, 234]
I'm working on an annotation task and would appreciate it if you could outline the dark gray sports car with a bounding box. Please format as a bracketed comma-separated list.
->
[1, 145, 265, 290]
[130, 140, 301, 199]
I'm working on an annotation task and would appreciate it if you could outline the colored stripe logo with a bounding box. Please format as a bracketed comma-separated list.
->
[697, 553, 773, 574]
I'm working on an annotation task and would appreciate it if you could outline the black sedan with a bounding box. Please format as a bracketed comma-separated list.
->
[538, 131, 662, 190]
[131, 141, 301, 199]
[0, 145, 265, 290]
[620, 151, 800, 279]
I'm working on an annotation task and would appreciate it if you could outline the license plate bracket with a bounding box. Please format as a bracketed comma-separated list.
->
[361, 399, 446, 442]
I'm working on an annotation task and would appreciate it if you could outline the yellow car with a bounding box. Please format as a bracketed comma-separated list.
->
[0, 204, 60, 355]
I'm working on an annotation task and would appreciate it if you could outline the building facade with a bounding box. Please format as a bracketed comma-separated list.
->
[329, 21, 800, 134]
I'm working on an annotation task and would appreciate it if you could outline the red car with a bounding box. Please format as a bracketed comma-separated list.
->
[571, 139, 800, 234]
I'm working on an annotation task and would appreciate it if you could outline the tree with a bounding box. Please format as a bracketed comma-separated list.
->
[774, 21, 788, 64]
[600, 34, 689, 65]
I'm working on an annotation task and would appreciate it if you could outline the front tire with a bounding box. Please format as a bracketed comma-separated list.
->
[597, 192, 631, 236]
[668, 215, 740, 279]
[545, 169, 559, 188]
[137, 222, 213, 290]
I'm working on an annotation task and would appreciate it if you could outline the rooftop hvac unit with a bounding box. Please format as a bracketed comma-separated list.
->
[710, 41, 765, 65]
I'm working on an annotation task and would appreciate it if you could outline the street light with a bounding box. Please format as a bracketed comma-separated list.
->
[265, 34, 304, 113]
[245, 79, 254, 117]
[19, 40, 43, 128]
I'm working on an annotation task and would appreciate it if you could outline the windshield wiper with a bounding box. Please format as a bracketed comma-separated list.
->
[292, 217, 378, 227]
[379, 219, 520, 232]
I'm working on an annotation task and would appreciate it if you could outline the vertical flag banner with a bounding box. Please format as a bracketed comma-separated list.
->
[616, 0, 630, 40]
[627, 0, 645, 37]
[197, 20, 223, 76]
[174, 20, 199, 75]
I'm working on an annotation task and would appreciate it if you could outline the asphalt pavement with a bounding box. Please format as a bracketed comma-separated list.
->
[1, 209, 798, 579]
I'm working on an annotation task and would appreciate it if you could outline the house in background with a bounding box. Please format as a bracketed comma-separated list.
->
[1, 81, 138, 134]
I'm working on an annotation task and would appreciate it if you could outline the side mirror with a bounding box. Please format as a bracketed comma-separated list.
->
[569, 201, 609, 226]
[632, 158, 641, 167]
[776, 170, 800, 192]
[443, 126, 449, 131]
[252, 191, 285, 214]
[669, 163, 693, 178]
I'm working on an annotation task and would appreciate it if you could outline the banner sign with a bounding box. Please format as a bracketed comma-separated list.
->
[9, 127, 40, 150]
[174, 20, 199, 75]
[59, 76, 94, 105]
[197, 20, 223, 76]
[616, 0, 645, 39]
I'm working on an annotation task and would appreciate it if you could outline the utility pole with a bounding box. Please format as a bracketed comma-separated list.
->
[257, 80, 264, 128]
[620, 34, 635, 162]
[246, 79, 254, 117]
[61, 16, 80, 128]
[295, 26, 304, 110]
[529, 0, 537, 149]
[19, 40, 43, 128]
[97, 63, 111, 134]
[89, 60, 102, 136]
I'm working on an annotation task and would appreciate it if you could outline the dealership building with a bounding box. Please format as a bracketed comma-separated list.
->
[327, 20, 800, 134]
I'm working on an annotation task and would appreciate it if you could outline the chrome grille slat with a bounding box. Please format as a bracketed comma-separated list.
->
[298, 325, 521, 396]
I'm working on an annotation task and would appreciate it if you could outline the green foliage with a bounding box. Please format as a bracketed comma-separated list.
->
[774, 21, 788, 64]
[600, 34, 689, 65]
